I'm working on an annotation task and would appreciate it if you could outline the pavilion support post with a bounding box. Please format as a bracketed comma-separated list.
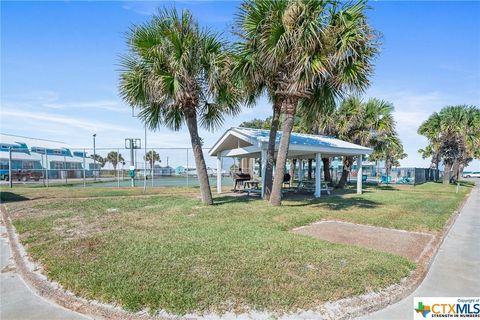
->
[261, 148, 267, 199]
[357, 155, 363, 194]
[216, 155, 222, 194]
[315, 153, 322, 198]
[298, 159, 303, 183]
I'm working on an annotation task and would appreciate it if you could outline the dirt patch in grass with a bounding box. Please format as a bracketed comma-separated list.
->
[292, 220, 435, 261]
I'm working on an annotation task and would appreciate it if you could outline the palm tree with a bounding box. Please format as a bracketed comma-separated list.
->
[90, 154, 106, 168]
[106, 151, 125, 172]
[144, 150, 161, 174]
[370, 134, 407, 179]
[119, 9, 241, 204]
[236, 0, 379, 205]
[316, 97, 396, 188]
[419, 105, 480, 184]
[418, 112, 442, 170]
[233, 37, 282, 200]
[299, 86, 338, 182]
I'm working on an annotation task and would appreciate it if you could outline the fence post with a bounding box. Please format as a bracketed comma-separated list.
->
[45, 148, 49, 187]
[83, 149, 86, 188]
[151, 149, 154, 187]
[64, 155, 67, 185]
[8, 147, 12, 188]
[41, 151, 46, 187]
[186, 148, 189, 187]
[117, 148, 120, 188]
[143, 127, 147, 192]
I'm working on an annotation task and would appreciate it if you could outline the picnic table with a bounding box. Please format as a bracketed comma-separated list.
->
[296, 180, 333, 195]
[244, 180, 259, 189]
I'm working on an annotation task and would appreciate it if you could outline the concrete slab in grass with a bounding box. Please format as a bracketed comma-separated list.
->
[292, 220, 434, 261]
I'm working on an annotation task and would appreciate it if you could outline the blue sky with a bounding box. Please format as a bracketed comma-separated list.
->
[1, 1, 479, 169]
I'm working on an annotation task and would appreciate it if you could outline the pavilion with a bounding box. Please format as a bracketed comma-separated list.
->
[209, 127, 373, 198]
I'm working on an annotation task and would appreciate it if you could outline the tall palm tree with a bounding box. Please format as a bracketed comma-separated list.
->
[119, 9, 241, 204]
[370, 134, 406, 178]
[237, 0, 379, 205]
[233, 34, 283, 200]
[317, 97, 395, 188]
[144, 150, 161, 171]
[299, 85, 338, 182]
[419, 105, 480, 184]
[106, 151, 125, 172]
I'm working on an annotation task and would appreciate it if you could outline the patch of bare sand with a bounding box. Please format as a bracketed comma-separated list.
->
[292, 220, 434, 261]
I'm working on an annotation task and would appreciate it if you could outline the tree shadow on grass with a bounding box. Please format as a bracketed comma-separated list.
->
[284, 196, 381, 210]
[315, 197, 380, 210]
[0, 192, 30, 203]
[212, 190, 381, 211]
[371, 185, 398, 191]
[213, 194, 260, 206]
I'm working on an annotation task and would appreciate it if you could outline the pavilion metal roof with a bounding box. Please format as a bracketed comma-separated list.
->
[209, 127, 373, 158]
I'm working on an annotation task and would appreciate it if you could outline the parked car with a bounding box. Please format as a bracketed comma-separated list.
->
[463, 171, 480, 178]
[3, 170, 43, 181]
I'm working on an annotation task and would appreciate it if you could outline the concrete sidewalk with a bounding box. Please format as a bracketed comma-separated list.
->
[0, 224, 90, 320]
[358, 181, 480, 320]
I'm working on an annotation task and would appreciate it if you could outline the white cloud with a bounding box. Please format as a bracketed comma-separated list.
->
[2, 109, 130, 134]
[121, 1, 234, 23]
[364, 89, 458, 167]
[43, 99, 130, 113]
[122, 2, 159, 16]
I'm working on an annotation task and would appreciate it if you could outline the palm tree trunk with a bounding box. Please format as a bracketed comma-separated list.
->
[387, 159, 392, 180]
[264, 103, 281, 200]
[451, 160, 460, 183]
[459, 162, 465, 179]
[185, 111, 213, 205]
[307, 159, 313, 180]
[322, 158, 331, 182]
[270, 99, 297, 206]
[443, 162, 452, 185]
[337, 156, 354, 188]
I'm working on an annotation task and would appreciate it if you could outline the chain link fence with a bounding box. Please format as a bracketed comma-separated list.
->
[1, 145, 441, 188]
[0, 146, 236, 189]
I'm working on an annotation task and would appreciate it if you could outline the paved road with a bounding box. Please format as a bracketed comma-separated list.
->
[359, 180, 480, 320]
[0, 224, 90, 320]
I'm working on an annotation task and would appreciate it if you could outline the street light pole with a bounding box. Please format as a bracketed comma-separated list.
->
[93, 134, 97, 181]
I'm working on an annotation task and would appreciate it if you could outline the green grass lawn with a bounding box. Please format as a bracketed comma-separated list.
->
[1, 182, 471, 315]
